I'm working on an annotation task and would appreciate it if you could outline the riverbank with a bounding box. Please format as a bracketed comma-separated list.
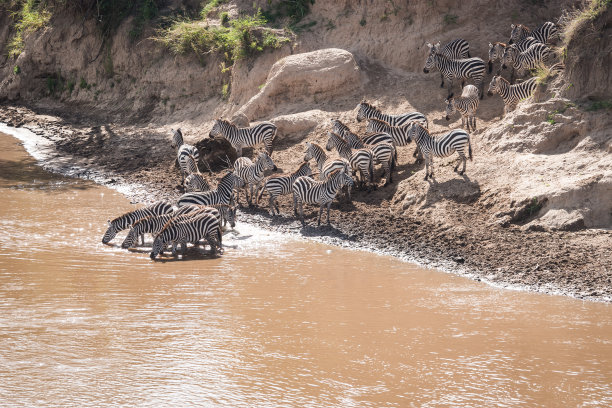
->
[2, 103, 611, 302]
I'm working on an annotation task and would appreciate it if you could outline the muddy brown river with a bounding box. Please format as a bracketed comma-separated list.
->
[1, 130, 612, 407]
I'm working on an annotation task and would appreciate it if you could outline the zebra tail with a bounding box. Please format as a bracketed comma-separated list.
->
[468, 51, 471, 58]
[369, 159, 374, 182]
[468, 137, 473, 161]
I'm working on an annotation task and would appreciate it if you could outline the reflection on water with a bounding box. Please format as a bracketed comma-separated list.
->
[1, 131, 612, 407]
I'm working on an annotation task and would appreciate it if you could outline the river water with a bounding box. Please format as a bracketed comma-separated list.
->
[1, 131, 611, 407]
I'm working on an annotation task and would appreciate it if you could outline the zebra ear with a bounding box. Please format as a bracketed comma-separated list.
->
[489, 42, 493, 48]
[435, 41, 440, 48]
[427, 42, 433, 48]
[511, 24, 515, 29]
[107, 220, 111, 226]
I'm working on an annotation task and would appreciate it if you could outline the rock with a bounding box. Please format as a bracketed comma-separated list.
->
[195, 137, 238, 171]
[236, 48, 361, 120]
[271, 110, 328, 143]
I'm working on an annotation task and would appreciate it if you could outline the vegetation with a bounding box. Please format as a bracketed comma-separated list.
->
[5, 0, 51, 58]
[560, 0, 611, 48]
[155, 9, 290, 67]
[262, 0, 315, 28]
[586, 99, 612, 111]
[443, 13, 458, 25]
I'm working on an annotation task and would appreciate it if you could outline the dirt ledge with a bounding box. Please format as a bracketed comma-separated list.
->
[1, 103, 611, 302]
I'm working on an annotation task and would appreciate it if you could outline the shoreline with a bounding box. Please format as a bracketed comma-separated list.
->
[1, 104, 611, 303]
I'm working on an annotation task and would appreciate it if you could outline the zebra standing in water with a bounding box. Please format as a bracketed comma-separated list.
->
[356, 101, 428, 128]
[325, 131, 374, 189]
[257, 161, 312, 215]
[487, 75, 538, 115]
[331, 119, 396, 185]
[406, 123, 472, 180]
[502, 42, 554, 81]
[303, 142, 352, 200]
[445, 84, 480, 131]
[171, 129, 200, 181]
[209, 119, 277, 157]
[233, 151, 277, 206]
[509, 22, 558, 45]
[102, 201, 173, 244]
[150, 212, 222, 259]
[178, 171, 243, 207]
[423, 43, 486, 99]
[488, 37, 540, 74]
[292, 169, 354, 227]
[432, 39, 471, 90]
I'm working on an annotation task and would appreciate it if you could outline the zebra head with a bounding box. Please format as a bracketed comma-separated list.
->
[325, 131, 342, 152]
[330, 168, 354, 188]
[487, 75, 504, 96]
[102, 220, 117, 244]
[330, 118, 345, 134]
[423, 42, 438, 73]
[220, 204, 237, 229]
[209, 119, 229, 139]
[509, 23, 529, 45]
[121, 224, 138, 249]
[304, 142, 314, 161]
[356, 101, 370, 122]
[445, 95, 456, 121]
[488, 42, 505, 73]
[257, 151, 277, 171]
[150, 237, 164, 260]
[171, 128, 183, 149]
[501, 45, 518, 70]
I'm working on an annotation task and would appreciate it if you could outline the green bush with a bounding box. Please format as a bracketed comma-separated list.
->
[6, 0, 51, 58]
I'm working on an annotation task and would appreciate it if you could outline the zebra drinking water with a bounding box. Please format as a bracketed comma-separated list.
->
[445, 84, 480, 131]
[509, 22, 558, 45]
[487, 75, 538, 115]
[102, 201, 173, 244]
[209, 119, 277, 157]
[356, 101, 428, 128]
[331, 119, 396, 185]
[233, 151, 277, 206]
[423, 43, 486, 99]
[325, 131, 374, 189]
[292, 169, 354, 227]
[406, 123, 473, 180]
[150, 212, 222, 259]
[257, 161, 312, 216]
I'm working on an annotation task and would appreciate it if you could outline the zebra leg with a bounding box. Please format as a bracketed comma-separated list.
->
[317, 204, 324, 227]
[472, 116, 477, 131]
[326, 201, 333, 225]
[440, 73, 445, 88]
[292, 193, 298, 215]
[236, 146, 243, 157]
[140, 234, 145, 246]
[461, 115, 466, 130]
[298, 200, 305, 225]
[268, 195, 276, 215]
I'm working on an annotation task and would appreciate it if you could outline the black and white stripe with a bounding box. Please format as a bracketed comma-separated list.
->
[325, 131, 374, 188]
[366, 118, 423, 162]
[488, 37, 539, 74]
[502, 42, 554, 80]
[445, 84, 480, 131]
[102, 201, 173, 244]
[171, 129, 200, 179]
[423, 43, 486, 99]
[150, 212, 222, 259]
[292, 169, 354, 226]
[233, 151, 277, 206]
[209, 119, 277, 157]
[487, 75, 538, 114]
[258, 161, 312, 215]
[177, 172, 243, 207]
[406, 123, 473, 180]
[331, 119, 396, 185]
[356, 101, 428, 128]
[435, 39, 471, 89]
[184, 173, 211, 193]
[509, 22, 558, 45]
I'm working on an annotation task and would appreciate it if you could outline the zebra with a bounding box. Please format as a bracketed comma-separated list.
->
[171, 128, 200, 180]
[233, 151, 277, 206]
[177, 171, 243, 207]
[445, 84, 480, 131]
[325, 131, 374, 189]
[356, 101, 428, 128]
[423, 43, 486, 99]
[331, 119, 396, 185]
[150, 212, 222, 259]
[365, 118, 423, 162]
[501, 42, 554, 82]
[406, 123, 473, 180]
[488, 37, 540, 74]
[304, 142, 352, 200]
[209, 119, 277, 157]
[257, 161, 312, 215]
[121, 205, 209, 249]
[433, 39, 471, 91]
[184, 172, 211, 193]
[292, 169, 354, 226]
[487, 75, 538, 115]
[102, 201, 173, 244]
[509, 22, 558, 45]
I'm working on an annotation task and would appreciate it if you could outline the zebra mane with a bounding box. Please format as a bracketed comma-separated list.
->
[218, 119, 237, 129]
[492, 41, 507, 47]
[368, 117, 392, 126]
[360, 101, 378, 111]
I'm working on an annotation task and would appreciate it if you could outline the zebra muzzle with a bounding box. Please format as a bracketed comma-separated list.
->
[445, 116, 450, 121]
[501, 64, 507, 70]
[423, 68, 429, 74]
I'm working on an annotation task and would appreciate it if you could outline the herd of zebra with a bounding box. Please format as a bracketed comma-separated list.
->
[102, 20, 563, 259]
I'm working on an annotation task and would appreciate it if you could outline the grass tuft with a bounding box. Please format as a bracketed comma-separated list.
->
[7, 0, 51, 58]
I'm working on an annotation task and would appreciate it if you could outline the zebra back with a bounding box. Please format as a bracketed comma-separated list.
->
[177, 172, 240, 207]
[357, 101, 427, 127]
[171, 128, 183, 148]
[184, 173, 211, 193]
[439, 38, 470, 59]
[292, 169, 354, 205]
[151, 212, 221, 259]
[366, 118, 413, 146]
